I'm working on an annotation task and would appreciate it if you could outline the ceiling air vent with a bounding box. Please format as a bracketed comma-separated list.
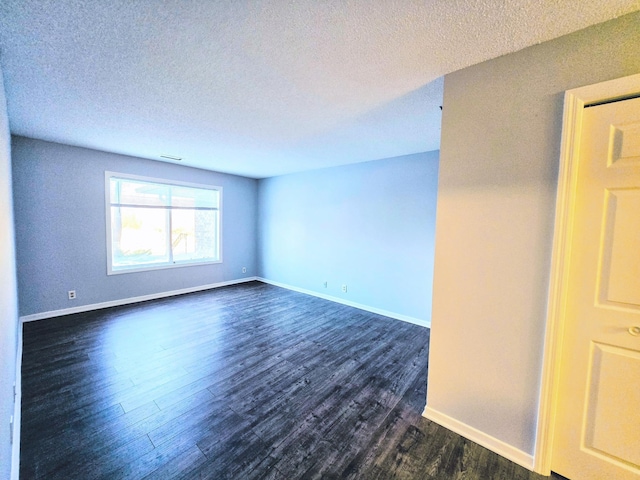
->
[160, 154, 182, 161]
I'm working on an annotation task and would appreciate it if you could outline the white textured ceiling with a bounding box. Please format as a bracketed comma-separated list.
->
[1, 1, 639, 178]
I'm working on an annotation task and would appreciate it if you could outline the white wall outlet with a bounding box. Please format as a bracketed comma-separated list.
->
[68, 290, 76, 300]
[323, 281, 328, 288]
[242, 267, 247, 273]
[342, 285, 347, 293]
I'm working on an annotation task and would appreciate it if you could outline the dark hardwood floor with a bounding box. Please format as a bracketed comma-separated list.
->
[20, 281, 558, 479]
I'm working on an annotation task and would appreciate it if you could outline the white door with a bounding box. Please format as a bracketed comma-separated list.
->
[552, 96, 640, 479]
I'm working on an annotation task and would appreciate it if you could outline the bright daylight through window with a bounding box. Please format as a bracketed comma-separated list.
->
[106, 172, 221, 274]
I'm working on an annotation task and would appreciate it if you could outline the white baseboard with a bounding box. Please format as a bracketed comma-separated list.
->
[20, 277, 430, 330]
[422, 406, 535, 471]
[19, 277, 258, 323]
[256, 277, 430, 329]
[11, 319, 22, 480]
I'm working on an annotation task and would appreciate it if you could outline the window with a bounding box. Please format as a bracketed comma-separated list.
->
[106, 172, 221, 274]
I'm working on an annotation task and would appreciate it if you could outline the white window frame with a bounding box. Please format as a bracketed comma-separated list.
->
[105, 171, 222, 275]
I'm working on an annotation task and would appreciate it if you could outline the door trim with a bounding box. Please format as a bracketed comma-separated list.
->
[535, 72, 640, 475]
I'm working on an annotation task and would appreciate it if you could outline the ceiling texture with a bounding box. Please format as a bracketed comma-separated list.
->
[1, 1, 639, 178]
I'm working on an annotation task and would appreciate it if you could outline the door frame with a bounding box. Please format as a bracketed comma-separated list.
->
[535, 72, 640, 475]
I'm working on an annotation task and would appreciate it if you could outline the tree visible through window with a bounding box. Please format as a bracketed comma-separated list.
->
[106, 172, 221, 274]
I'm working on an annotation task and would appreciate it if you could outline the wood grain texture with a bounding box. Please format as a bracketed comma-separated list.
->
[20, 281, 561, 479]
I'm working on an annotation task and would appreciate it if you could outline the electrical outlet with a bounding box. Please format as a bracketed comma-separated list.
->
[242, 267, 247, 273]
[68, 290, 76, 300]
[342, 285, 347, 293]
[323, 281, 327, 288]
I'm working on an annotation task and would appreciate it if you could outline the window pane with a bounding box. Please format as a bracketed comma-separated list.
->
[171, 209, 218, 262]
[110, 177, 218, 209]
[111, 206, 169, 267]
[170, 185, 219, 209]
[111, 178, 171, 207]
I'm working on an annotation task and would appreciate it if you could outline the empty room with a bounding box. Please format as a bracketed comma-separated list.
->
[1, 2, 639, 479]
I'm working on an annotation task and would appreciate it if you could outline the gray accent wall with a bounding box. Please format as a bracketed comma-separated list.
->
[0, 67, 18, 480]
[12, 137, 258, 317]
[258, 151, 439, 324]
[428, 11, 640, 456]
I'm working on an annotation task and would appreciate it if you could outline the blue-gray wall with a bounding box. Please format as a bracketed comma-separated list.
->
[427, 11, 640, 458]
[12, 137, 258, 317]
[0, 67, 19, 480]
[258, 151, 439, 324]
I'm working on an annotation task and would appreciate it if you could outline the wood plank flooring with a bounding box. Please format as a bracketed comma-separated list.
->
[20, 281, 559, 479]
